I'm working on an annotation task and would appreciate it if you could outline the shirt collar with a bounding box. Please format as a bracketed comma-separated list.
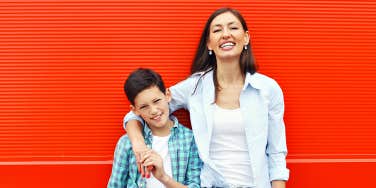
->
[143, 115, 179, 140]
[243, 72, 262, 91]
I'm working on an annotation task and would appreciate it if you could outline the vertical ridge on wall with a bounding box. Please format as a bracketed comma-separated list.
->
[1, 0, 376, 162]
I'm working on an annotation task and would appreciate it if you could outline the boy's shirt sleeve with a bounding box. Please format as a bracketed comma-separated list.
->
[185, 136, 203, 188]
[107, 135, 130, 188]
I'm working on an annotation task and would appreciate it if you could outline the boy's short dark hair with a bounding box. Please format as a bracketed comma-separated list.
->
[124, 68, 166, 105]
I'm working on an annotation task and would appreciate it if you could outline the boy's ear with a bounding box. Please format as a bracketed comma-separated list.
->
[165, 88, 172, 102]
[130, 105, 140, 116]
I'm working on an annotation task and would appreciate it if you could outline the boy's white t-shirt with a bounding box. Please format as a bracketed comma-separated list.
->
[146, 134, 172, 188]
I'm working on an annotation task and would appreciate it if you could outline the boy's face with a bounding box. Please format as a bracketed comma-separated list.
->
[131, 86, 171, 130]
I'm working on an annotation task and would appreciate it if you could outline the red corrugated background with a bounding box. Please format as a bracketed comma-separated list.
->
[1, 0, 375, 187]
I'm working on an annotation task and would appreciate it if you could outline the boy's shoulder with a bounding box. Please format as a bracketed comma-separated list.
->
[117, 134, 133, 150]
[175, 121, 194, 138]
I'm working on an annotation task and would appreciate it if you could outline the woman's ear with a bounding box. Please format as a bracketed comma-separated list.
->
[130, 105, 140, 116]
[207, 45, 212, 51]
[244, 31, 250, 45]
[165, 88, 172, 103]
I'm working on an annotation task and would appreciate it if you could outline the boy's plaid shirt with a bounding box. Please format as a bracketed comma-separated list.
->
[108, 116, 202, 188]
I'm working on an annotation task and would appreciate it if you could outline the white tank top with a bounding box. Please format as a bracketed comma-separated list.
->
[210, 104, 253, 187]
[146, 134, 172, 188]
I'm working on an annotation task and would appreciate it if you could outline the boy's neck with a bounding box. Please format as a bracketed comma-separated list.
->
[149, 119, 174, 137]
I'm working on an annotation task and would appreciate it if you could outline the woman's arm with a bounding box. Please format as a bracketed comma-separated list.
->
[272, 180, 286, 188]
[266, 81, 289, 182]
[168, 75, 197, 112]
[123, 112, 149, 177]
[123, 75, 196, 176]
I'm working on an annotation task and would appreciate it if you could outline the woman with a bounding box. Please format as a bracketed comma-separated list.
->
[124, 7, 289, 188]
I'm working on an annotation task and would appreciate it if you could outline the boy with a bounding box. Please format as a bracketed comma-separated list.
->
[108, 68, 202, 188]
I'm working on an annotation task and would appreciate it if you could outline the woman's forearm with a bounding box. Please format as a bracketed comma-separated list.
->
[125, 120, 146, 148]
[272, 180, 286, 188]
[125, 119, 150, 176]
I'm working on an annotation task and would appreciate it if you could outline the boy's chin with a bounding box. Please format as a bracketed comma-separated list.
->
[147, 120, 169, 129]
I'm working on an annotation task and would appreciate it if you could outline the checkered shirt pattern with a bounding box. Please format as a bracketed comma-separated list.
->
[107, 116, 202, 188]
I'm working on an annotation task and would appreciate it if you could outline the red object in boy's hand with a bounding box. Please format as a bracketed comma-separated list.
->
[145, 165, 154, 178]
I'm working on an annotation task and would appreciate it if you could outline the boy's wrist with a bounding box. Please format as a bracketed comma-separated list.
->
[160, 174, 171, 185]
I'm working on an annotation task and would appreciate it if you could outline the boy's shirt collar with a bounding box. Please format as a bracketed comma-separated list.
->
[143, 115, 179, 141]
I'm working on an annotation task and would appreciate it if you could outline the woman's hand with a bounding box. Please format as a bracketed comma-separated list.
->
[140, 149, 167, 181]
[132, 142, 152, 177]
[124, 119, 154, 177]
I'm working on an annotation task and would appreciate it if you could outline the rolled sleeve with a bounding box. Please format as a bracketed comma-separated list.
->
[123, 111, 144, 130]
[266, 82, 289, 181]
[186, 137, 203, 188]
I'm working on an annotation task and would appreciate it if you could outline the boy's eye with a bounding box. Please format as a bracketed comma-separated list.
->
[139, 105, 147, 109]
[153, 99, 161, 103]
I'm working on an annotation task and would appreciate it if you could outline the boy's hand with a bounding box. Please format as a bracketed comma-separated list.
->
[133, 142, 153, 178]
[140, 150, 166, 181]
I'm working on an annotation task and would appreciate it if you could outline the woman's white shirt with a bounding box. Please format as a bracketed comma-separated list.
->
[211, 104, 253, 187]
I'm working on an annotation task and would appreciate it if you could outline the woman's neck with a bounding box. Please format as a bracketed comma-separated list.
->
[216, 59, 244, 86]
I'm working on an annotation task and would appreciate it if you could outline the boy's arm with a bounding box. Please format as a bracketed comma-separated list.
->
[107, 136, 130, 188]
[184, 137, 203, 188]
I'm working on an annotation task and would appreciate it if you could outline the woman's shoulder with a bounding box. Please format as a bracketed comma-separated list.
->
[248, 72, 283, 95]
[173, 70, 213, 89]
[189, 70, 213, 80]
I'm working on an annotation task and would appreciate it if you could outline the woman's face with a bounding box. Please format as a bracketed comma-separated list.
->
[207, 12, 249, 61]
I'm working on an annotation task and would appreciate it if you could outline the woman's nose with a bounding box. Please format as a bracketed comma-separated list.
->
[222, 28, 231, 38]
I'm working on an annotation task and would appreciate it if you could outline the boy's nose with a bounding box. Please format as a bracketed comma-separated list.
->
[150, 105, 158, 115]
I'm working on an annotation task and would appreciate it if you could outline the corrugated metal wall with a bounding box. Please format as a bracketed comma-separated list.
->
[1, 0, 376, 187]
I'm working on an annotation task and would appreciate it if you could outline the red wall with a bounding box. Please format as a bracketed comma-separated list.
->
[1, 0, 376, 187]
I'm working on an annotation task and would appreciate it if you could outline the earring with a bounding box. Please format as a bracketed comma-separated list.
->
[208, 50, 213, 55]
[244, 45, 248, 50]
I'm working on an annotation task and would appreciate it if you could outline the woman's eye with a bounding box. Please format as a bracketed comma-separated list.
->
[231, 27, 238, 30]
[213, 29, 221, 33]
